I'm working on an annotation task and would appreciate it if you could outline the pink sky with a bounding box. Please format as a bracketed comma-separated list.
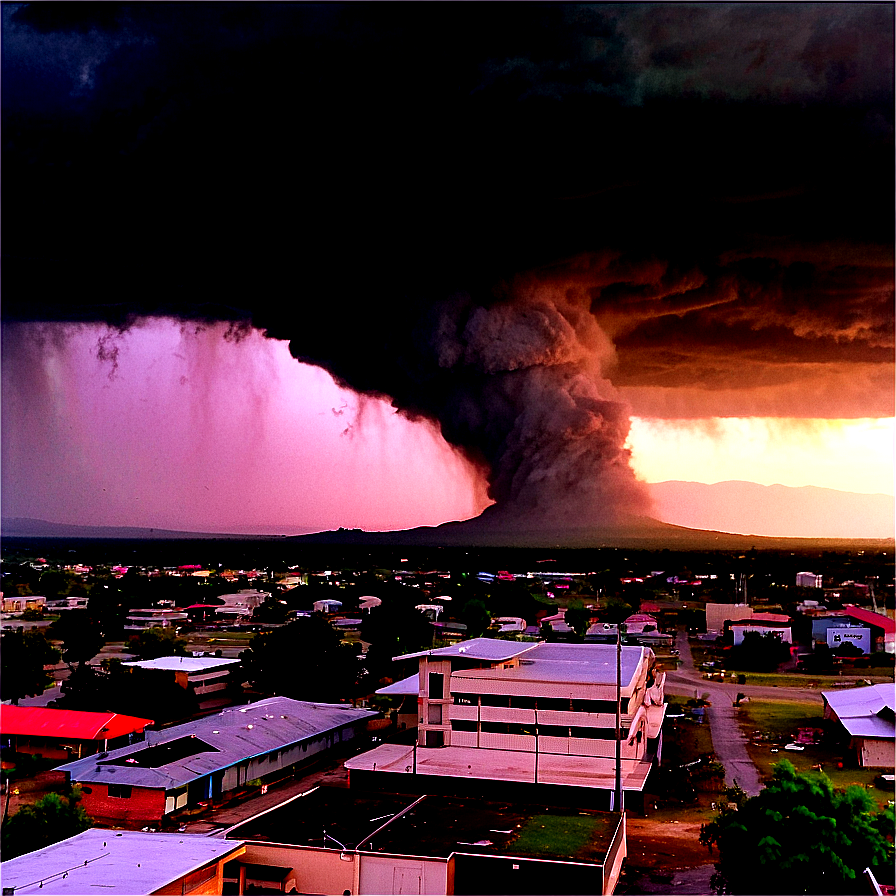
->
[2, 319, 892, 537]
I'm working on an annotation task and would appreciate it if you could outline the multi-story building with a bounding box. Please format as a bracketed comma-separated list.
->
[796, 572, 823, 588]
[346, 638, 666, 809]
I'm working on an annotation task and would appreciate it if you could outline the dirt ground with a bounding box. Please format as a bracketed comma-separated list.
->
[626, 818, 709, 870]
[620, 818, 716, 894]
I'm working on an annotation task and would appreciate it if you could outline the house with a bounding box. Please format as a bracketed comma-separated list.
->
[346, 638, 666, 810]
[0, 829, 248, 895]
[58, 697, 377, 823]
[222, 785, 627, 895]
[821, 683, 895, 768]
[120, 656, 242, 707]
[1, 706, 153, 763]
[729, 613, 792, 646]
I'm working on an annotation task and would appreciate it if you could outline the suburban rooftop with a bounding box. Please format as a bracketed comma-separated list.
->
[225, 786, 621, 864]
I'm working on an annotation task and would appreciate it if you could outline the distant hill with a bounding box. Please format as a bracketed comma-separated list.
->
[647, 481, 894, 539]
[0, 518, 271, 540]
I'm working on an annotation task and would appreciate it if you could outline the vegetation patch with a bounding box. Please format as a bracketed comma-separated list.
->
[511, 813, 616, 862]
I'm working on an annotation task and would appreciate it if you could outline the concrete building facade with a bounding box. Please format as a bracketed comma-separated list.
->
[347, 639, 666, 807]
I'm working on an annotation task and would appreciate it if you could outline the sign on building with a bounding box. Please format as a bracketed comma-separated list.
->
[826, 626, 871, 654]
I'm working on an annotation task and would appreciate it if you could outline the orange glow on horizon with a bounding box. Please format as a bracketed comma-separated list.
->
[626, 416, 895, 496]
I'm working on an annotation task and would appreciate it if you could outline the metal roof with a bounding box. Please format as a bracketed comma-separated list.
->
[454, 642, 647, 689]
[0, 829, 246, 895]
[842, 605, 896, 634]
[0, 706, 153, 740]
[120, 656, 240, 672]
[58, 697, 376, 790]
[395, 637, 540, 663]
[822, 683, 895, 740]
[375, 674, 420, 696]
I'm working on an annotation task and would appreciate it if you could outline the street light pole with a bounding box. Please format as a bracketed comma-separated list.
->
[534, 706, 538, 785]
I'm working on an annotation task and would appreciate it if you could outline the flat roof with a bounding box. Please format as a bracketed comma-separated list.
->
[345, 743, 653, 792]
[395, 637, 540, 663]
[454, 642, 647, 690]
[226, 786, 621, 864]
[0, 829, 246, 895]
[59, 697, 376, 790]
[120, 656, 240, 672]
[0, 706, 153, 740]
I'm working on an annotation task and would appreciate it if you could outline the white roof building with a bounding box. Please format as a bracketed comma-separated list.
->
[348, 638, 666, 807]
[822, 682, 895, 768]
[0, 829, 247, 895]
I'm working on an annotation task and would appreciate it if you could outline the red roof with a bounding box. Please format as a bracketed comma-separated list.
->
[0, 706, 153, 740]
[843, 605, 896, 633]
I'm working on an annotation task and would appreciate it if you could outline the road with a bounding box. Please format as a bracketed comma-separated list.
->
[664, 633, 773, 795]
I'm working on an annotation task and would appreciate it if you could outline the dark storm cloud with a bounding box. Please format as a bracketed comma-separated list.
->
[2, 3, 893, 519]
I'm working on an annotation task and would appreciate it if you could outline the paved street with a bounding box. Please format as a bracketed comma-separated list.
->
[664, 633, 767, 795]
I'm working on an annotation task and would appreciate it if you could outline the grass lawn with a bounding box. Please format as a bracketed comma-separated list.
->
[735, 698, 895, 810]
[511, 812, 618, 862]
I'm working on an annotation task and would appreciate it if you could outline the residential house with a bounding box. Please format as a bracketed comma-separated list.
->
[58, 697, 377, 823]
[346, 638, 666, 810]
[822, 683, 895, 768]
[1, 707, 153, 763]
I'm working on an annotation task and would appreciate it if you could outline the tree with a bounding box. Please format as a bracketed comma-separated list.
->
[727, 630, 791, 672]
[48, 610, 105, 669]
[1, 789, 92, 860]
[0, 629, 61, 704]
[700, 759, 894, 895]
[461, 599, 491, 638]
[361, 591, 436, 686]
[127, 625, 187, 660]
[564, 604, 593, 640]
[58, 661, 198, 724]
[253, 596, 291, 624]
[240, 615, 358, 703]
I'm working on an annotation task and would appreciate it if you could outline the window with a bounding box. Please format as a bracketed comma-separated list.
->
[537, 725, 569, 738]
[108, 784, 132, 799]
[534, 697, 571, 712]
[428, 704, 443, 725]
[510, 696, 538, 709]
[428, 672, 444, 699]
[481, 694, 511, 707]
[569, 727, 629, 740]
[450, 719, 477, 732]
